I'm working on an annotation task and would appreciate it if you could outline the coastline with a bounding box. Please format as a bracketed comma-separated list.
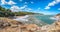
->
[28, 15, 48, 26]
[13, 15, 48, 26]
[0, 14, 60, 32]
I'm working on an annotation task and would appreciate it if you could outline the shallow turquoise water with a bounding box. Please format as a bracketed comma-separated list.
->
[35, 15, 55, 24]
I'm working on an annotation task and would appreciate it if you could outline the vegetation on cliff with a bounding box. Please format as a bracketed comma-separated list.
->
[0, 6, 43, 17]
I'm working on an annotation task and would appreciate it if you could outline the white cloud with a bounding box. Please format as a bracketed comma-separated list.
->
[45, 0, 60, 9]
[56, 0, 60, 3]
[10, 5, 33, 12]
[1, 0, 16, 5]
[8, 0, 16, 5]
[45, 6, 50, 9]
[10, 5, 20, 12]
[20, 5, 33, 12]
[28, 8, 32, 11]
[48, 1, 56, 6]
[20, 5, 27, 9]
[10, 5, 27, 12]
[1, 0, 7, 5]
[58, 8, 60, 10]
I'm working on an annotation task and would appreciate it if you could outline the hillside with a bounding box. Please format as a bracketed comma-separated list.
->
[0, 6, 43, 17]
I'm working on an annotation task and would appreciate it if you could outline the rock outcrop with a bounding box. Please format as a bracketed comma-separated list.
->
[0, 13, 60, 32]
[40, 14, 60, 32]
[0, 17, 40, 32]
[40, 21, 60, 32]
[46, 21, 60, 32]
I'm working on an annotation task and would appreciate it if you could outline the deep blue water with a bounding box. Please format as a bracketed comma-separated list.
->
[35, 15, 56, 24]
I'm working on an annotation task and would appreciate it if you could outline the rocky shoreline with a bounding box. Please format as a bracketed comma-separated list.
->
[0, 14, 60, 32]
[0, 17, 41, 32]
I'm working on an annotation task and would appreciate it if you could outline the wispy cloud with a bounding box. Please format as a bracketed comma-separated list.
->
[1, 0, 7, 5]
[45, 6, 50, 9]
[24, 2, 28, 4]
[45, 0, 60, 9]
[1, 0, 16, 5]
[20, 5, 33, 12]
[20, 5, 27, 9]
[58, 8, 60, 10]
[30, 1, 34, 4]
[8, 0, 16, 5]
[10, 5, 20, 12]
[10, 5, 33, 12]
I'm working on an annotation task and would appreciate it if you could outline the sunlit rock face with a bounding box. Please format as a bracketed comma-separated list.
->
[40, 14, 60, 32]
[40, 21, 60, 32]
[0, 17, 41, 32]
[47, 21, 60, 32]
[54, 14, 60, 21]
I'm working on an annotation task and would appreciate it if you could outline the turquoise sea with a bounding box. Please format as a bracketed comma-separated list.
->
[35, 15, 56, 24]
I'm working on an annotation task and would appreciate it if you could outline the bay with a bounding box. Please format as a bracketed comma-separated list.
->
[35, 15, 55, 24]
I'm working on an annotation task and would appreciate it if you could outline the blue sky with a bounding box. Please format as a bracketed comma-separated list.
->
[0, 0, 60, 15]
